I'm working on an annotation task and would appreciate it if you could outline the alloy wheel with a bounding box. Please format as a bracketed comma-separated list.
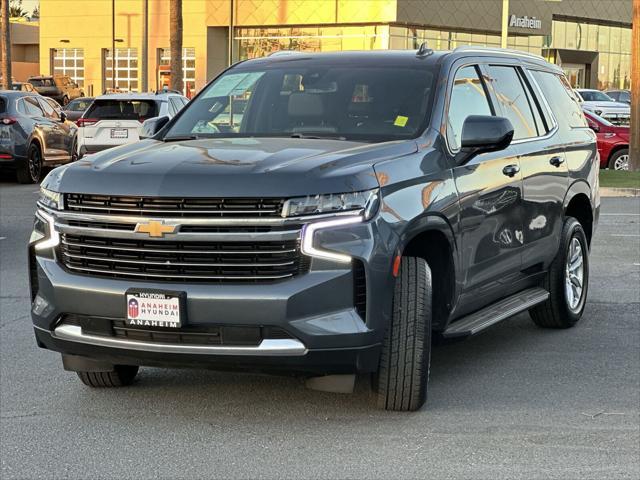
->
[613, 154, 629, 171]
[565, 237, 584, 311]
[28, 145, 42, 183]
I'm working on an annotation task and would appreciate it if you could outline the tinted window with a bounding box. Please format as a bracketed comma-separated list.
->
[39, 98, 61, 120]
[447, 65, 492, 151]
[166, 64, 437, 142]
[29, 78, 54, 87]
[85, 100, 159, 121]
[16, 99, 27, 115]
[578, 90, 613, 102]
[169, 97, 183, 115]
[485, 65, 540, 140]
[23, 97, 44, 116]
[66, 99, 93, 112]
[0, 97, 6, 113]
[532, 71, 588, 129]
[619, 91, 630, 103]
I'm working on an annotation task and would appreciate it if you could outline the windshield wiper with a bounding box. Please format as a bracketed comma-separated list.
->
[163, 134, 199, 142]
[290, 133, 347, 141]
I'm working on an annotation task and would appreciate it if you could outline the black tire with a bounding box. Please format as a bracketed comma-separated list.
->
[376, 256, 432, 412]
[608, 148, 629, 171]
[16, 143, 43, 184]
[70, 136, 78, 162]
[77, 366, 139, 388]
[530, 217, 589, 328]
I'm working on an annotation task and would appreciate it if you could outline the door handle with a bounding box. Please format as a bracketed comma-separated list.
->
[549, 156, 565, 167]
[502, 164, 520, 177]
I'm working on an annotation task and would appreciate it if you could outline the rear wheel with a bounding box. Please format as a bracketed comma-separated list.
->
[608, 148, 629, 171]
[16, 143, 43, 184]
[70, 136, 78, 162]
[376, 256, 432, 411]
[529, 217, 589, 328]
[77, 366, 139, 388]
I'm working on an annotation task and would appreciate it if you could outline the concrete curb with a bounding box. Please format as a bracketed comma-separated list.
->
[600, 187, 640, 197]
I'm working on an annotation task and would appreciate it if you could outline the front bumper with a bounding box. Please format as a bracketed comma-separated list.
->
[29, 210, 396, 375]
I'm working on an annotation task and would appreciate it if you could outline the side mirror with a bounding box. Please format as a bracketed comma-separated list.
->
[140, 116, 170, 139]
[588, 121, 599, 133]
[456, 115, 514, 165]
[59, 111, 67, 122]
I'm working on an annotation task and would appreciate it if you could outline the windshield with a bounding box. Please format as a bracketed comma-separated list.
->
[165, 63, 437, 142]
[85, 99, 159, 122]
[29, 78, 54, 87]
[66, 99, 93, 112]
[579, 90, 614, 102]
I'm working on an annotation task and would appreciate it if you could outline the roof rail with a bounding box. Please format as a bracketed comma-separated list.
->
[155, 88, 182, 95]
[453, 45, 546, 61]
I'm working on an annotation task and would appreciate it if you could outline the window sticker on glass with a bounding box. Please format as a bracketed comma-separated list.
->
[394, 115, 409, 127]
[203, 72, 265, 98]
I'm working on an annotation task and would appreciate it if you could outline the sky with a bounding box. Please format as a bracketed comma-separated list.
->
[19, 0, 39, 16]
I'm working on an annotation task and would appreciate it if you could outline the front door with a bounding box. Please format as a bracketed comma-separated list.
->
[562, 63, 586, 88]
[446, 64, 524, 315]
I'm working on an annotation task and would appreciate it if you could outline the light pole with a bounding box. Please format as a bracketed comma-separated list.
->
[501, 0, 509, 48]
[141, 0, 148, 92]
[112, 0, 116, 91]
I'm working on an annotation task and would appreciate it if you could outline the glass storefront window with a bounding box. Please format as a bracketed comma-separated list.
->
[51, 48, 84, 87]
[158, 47, 196, 97]
[104, 48, 138, 93]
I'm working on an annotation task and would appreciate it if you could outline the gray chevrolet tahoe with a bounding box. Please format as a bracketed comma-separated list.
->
[30, 47, 599, 411]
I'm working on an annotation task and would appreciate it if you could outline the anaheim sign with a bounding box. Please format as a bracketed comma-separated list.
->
[509, 15, 543, 30]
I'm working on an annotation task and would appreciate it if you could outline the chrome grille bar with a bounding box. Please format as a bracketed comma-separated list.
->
[61, 252, 296, 268]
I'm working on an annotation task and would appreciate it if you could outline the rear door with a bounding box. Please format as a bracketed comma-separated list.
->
[40, 97, 74, 156]
[82, 99, 158, 149]
[483, 64, 569, 272]
[448, 63, 525, 314]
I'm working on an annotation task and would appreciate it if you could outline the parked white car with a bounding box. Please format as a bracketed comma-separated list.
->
[574, 89, 630, 126]
[77, 92, 188, 157]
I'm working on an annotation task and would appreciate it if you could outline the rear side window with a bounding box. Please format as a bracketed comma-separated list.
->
[85, 100, 159, 121]
[29, 78, 54, 87]
[23, 97, 44, 116]
[66, 99, 93, 112]
[447, 65, 493, 151]
[169, 97, 184, 115]
[485, 65, 541, 140]
[0, 97, 6, 113]
[532, 71, 587, 128]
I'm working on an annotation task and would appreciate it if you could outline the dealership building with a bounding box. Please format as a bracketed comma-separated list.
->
[39, 0, 633, 97]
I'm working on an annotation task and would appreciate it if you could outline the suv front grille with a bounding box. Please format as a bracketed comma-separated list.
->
[65, 194, 286, 218]
[59, 234, 310, 282]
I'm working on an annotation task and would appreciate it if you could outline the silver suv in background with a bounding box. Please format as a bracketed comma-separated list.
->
[76, 92, 188, 157]
[574, 88, 630, 126]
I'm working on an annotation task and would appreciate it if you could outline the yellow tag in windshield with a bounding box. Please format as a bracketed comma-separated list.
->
[394, 115, 409, 127]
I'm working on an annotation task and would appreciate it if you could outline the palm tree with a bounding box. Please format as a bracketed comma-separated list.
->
[9, 0, 28, 18]
[169, 0, 183, 93]
[1, 0, 12, 89]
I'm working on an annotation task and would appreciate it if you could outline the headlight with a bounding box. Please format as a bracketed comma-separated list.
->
[282, 189, 378, 219]
[34, 211, 60, 251]
[38, 187, 63, 210]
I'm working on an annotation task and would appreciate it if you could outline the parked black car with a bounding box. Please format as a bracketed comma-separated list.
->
[31, 47, 599, 411]
[27, 75, 84, 106]
[62, 97, 94, 123]
[0, 91, 77, 183]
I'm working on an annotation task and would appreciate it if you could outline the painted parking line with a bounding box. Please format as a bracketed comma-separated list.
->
[610, 234, 640, 237]
[601, 213, 640, 216]
[0, 237, 6, 241]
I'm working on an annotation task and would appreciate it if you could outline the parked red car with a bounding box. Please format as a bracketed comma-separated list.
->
[583, 109, 629, 170]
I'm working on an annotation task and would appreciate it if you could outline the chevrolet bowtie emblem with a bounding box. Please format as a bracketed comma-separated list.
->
[135, 220, 176, 238]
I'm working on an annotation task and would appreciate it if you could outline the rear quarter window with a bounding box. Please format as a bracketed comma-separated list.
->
[0, 97, 6, 113]
[85, 100, 159, 121]
[531, 71, 587, 129]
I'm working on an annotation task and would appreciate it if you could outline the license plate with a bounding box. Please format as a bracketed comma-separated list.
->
[125, 291, 183, 328]
[111, 128, 128, 139]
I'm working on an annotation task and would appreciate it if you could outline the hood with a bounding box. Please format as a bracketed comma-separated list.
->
[43, 137, 418, 197]
[582, 101, 630, 111]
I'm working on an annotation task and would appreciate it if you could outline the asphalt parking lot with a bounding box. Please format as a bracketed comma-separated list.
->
[1, 178, 639, 480]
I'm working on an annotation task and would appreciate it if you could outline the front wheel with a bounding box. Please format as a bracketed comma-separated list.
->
[608, 148, 629, 171]
[77, 366, 139, 388]
[376, 256, 432, 411]
[529, 217, 589, 328]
